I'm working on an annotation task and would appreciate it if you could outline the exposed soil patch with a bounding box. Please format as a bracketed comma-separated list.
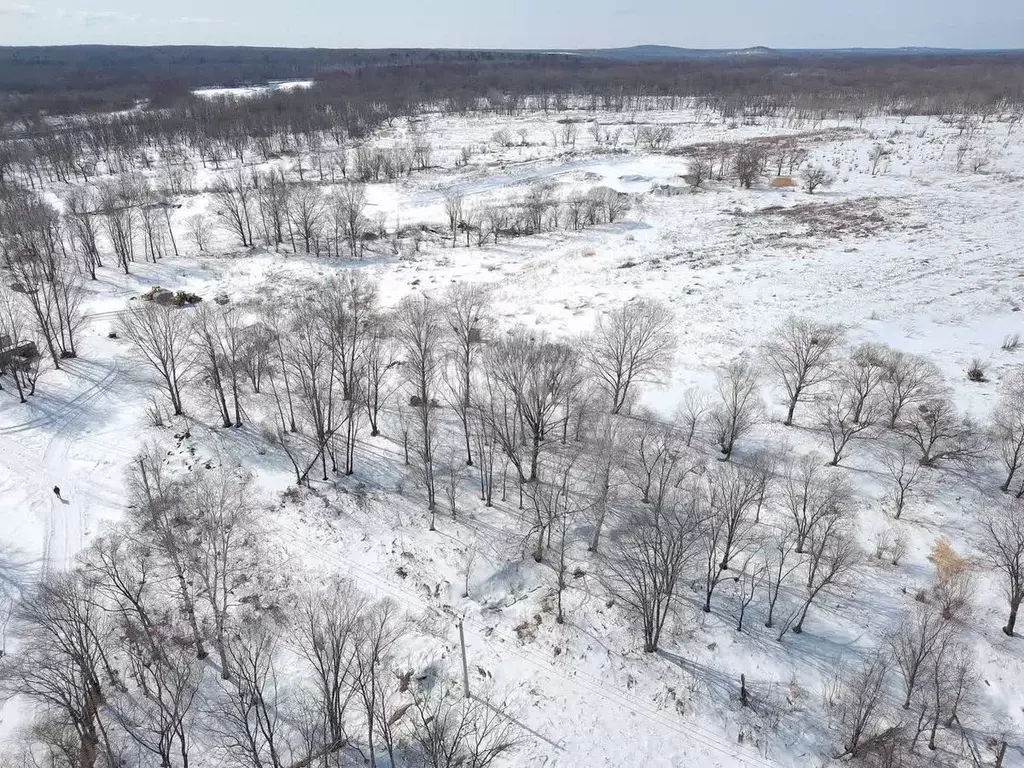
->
[744, 196, 910, 243]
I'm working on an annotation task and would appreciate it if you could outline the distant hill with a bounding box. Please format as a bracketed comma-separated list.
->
[559, 44, 1022, 60]
[561, 45, 779, 60]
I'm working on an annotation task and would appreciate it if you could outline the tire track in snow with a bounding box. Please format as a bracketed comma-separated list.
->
[1, 359, 126, 573]
[0, 360, 121, 437]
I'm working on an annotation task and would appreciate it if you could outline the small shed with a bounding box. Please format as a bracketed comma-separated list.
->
[0, 337, 40, 372]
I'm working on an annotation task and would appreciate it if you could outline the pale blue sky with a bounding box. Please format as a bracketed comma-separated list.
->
[0, 0, 1021, 49]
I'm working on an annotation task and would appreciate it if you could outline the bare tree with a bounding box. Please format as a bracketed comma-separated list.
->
[319, 273, 377, 476]
[869, 143, 891, 176]
[84, 532, 163, 665]
[187, 214, 212, 253]
[443, 283, 491, 466]
[98, 176, 139, 273]
[560, 122, 579, 149]
[587, 299, 676, 415]
[354, 598, 404, 768]
[488, 330, 579, 482]
[734, 143, 765, 188]
[843, 343, 889, 422]
[440, 451, 469, 520]
[0, 283, 42, 402]
[708, 462, 761, 571]
[803, 166, 833, 194]
[564, 191, 586, 230]
[699, 463, 761, 612]
[444, 191, 465, 247]
[838, 649, 891, 756]
[763, 522, 802, 628]
[784, 526, 859, 636]
[888, 604, 951, 708]
[253, 167, 290, 249]
[210, 168, 255, 248]
[610, 501, 698, 652]
[110, 643, 199, 768]
[468, 392, 499, 508]
[782, 453, 852, 553]
[735, 555, 763, 632]
[992, 368, 1024, 493]
[5, 239, 86, 368]
[126, 445, 207, 658]
[882, 443, 920, 519]
[880, 350, 941, 429]
[624, 411, 687, 513]
[208, 621, 297, 768]
[409, 683, 522, 768]
[0, 573, 113, 768]
[394, 294, 446, 518]
[120, 302, 195, 416]
[686, 150, 713, 188]
[763, 316, 844, 426]
[588, 413, 624, 552]
[63, 186, 102, 278]
[270, 300, 342, 483]
[524, 454, 586, 622]
[921, 636, 976, 751]
[181, 465, 260, 678]
[138, 181, 169, 262]
[289, 183, 326, 254]
[191, 302, 235, 427]
[895, 397, 984, 467]
[710, 357, 764, 460]
[984, 502, 1024, 636]
[816, 382, 879, 466]
[363, 314, 398, 438]
[748, 449, 779, 524]
[675, 387, 710, 447]
[292, 581, 367, 757]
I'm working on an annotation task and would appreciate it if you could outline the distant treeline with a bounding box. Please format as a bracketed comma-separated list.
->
[0, 46, 1023, 119]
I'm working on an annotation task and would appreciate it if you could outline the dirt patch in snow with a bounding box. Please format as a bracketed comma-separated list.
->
[747, 196, 911, 242]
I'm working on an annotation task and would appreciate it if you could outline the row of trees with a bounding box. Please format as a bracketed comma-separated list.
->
[113, 276, 1024, 652]
[0, 451, 521, 767]
[831, 601, 989, 762]
[0, 187, 88, 394]
[208, 171, 371, 256]
[682, 138, 834, 193]
[439, 183, 632, 250]
[8, 275, 1024, 766]
[1, 176, 180, 281]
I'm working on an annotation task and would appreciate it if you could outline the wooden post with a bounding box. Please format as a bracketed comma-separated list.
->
[458, 618, 470, 699]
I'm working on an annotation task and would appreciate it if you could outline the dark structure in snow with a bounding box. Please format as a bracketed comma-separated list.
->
[0, 335, 39, 372]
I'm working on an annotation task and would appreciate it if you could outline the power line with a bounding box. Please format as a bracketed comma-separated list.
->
[269, 517, 778, 768]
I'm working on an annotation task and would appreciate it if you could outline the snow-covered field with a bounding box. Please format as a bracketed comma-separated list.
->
[2, 104, 1023, 766]
[192, 80, 316, 99]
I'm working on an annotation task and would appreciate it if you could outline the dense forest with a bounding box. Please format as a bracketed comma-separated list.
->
[1, 46, 1023, 119]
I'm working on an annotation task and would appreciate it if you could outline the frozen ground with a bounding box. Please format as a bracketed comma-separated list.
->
[1, 106, 1023, 765]
[192, 80, 316, 99]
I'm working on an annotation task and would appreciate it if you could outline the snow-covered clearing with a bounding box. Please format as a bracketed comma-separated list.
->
[2, 105, 1023, 766]
[192, 80, 316, 99]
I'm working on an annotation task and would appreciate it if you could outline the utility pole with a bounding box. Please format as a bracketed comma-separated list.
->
[458, 617, 470, 699]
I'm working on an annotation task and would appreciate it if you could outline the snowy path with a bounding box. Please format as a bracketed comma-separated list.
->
[0, 356, 132, 574]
